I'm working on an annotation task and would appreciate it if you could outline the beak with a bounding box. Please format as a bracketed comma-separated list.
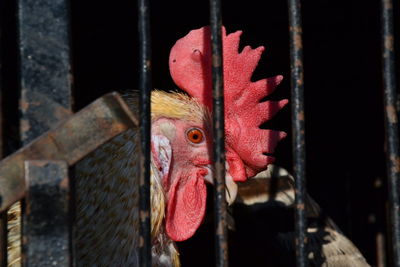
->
[203, 163, 238, 206]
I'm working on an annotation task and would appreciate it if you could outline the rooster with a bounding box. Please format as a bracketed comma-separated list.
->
[7, 26, 287, 266]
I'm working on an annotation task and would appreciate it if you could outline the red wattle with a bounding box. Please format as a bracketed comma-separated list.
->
[165, 170, 207, 241]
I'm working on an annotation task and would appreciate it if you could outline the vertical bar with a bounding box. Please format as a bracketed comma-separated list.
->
[23, 160, 71, 267]
[381, 0, 400, 266]
[209, 1, 228, 266]
[288, 0, 307, 266]
[17, 0, 73, 265]
[18, 0, 73, 142]
[137, 0, 152, 266]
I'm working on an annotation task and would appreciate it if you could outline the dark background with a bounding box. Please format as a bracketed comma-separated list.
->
[2, 0, 400, 266]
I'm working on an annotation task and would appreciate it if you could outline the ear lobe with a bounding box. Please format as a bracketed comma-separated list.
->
[226, 150, 247, 182]
[151, 135, 172, 179]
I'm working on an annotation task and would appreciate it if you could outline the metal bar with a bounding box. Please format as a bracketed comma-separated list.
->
[0, 92, 138, 212]
[137, 0, 152, 266]
[381, 0, 400, 266]
[288, 0, 307, 266]
[209, 1, 228, 266]
[22, 160, 71, 267]
[18, 0, 73, 143]
[17, 1, 73, 265]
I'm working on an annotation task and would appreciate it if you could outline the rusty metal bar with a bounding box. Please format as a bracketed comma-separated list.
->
[18, 0, 73, 143]
[22, 160, 71, 267]
[17, 1, 73, 265]
[381, 0, 400, 266]
[138, 0, 152, 265]
[288, 0, 307, 266]
[210, 0, 228, 266]
[0, 92, 138, 212]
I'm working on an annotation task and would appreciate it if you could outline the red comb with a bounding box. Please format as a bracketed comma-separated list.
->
[169, 26, 287, 181]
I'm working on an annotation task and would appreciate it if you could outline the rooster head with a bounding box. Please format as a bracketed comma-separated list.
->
[152, 26, 287, 242]
[151, 91, 213, 242]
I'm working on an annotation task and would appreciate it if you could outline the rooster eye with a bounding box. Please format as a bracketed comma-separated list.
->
[186, 128, 204, 144]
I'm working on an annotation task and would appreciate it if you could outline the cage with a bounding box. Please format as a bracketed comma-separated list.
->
[0, 0, 399, 266]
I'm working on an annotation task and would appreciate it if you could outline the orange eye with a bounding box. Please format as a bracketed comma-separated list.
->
[186, 128, 204, 144]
